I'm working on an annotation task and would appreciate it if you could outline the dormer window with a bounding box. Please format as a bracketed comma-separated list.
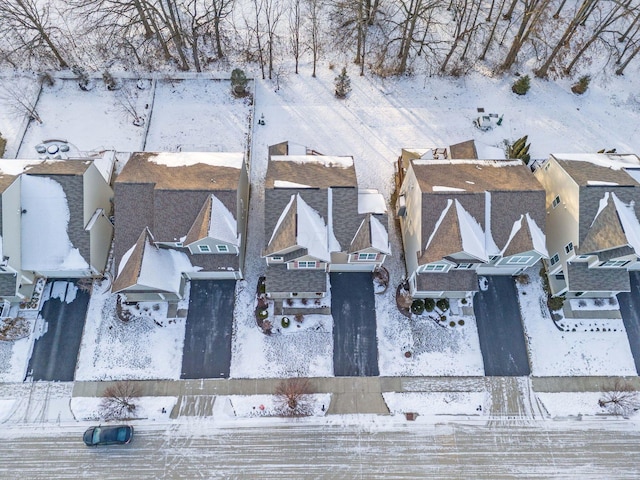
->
[298, 261, 316, 269]
[271, 256, 283, 262]
[198, 245, 211, 253]
[216, 245, 229, 253]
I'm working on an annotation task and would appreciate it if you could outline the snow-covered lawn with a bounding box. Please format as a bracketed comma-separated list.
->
[517, 269, 637, 377]
[0, 74, 40, 159]
[537, 392, 610, 418]
[75, 278, 187, 381]
[384, 391, 489, 417]
[71, 396, 177, 421]
[231, 279, 334, 379]
[144, 78, 252, 152]
[17, 78, 151, 156]
[0, 311, 37, 383]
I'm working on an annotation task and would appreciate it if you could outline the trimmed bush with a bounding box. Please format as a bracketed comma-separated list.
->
[436, 298, 450, 312]
[231, 68, 248, 96]
[458, 319, 465, 326]
[512, 75, 530, 95]
[547, 296, 565, 311]
[424, 298, 435, 312]
[411, 299, 425, 315]
[449, 321, 456, 327]
[281, 317, 291, 328]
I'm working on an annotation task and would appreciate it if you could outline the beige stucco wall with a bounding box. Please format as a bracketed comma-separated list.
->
[84, 163, 114, 273]
[534, 157, 580, 276]
[398, 165, 422, 278]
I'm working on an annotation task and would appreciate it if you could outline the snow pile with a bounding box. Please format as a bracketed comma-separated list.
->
[149, 151, 243, 169]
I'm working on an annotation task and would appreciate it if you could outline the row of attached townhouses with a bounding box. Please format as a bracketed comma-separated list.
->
[1, 142, 639, 312]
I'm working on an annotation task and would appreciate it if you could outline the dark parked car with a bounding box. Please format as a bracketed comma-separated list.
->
[83, 425, 134, 446]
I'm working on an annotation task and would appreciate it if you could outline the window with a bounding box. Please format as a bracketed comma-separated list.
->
[489, 255, 501, 262]
[198, 245, 211, 253]
[552, 195, 561, 208]
[271, 256, 283, 262]
[357, 253, 378, 261]
[577, 255, 590, 259]
[564, 242, 574, 254]
[507, 256, 533, 264]
[544, 163, 551, 171]
[550, 253, 560, 266]
[424, 264, 447, 272]
[455, 263, 473, 269]
[601, 260, 628, 268]
[175, 242, 183, 247]
[297, 261, 317, 269]
[216, 245, 229, 253]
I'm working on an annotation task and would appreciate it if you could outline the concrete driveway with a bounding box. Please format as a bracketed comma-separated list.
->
[473, 275, 530, 376]
[181, 280, 235, 379]
[330, 272, 379, 377]
[27, 280, 89, 381]
[617, 271, 640, 373]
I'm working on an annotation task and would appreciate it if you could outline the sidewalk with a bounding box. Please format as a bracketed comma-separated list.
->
[69, 375, 640, 417]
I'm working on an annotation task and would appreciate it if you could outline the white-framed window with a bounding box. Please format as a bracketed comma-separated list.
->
[424, 264, 447, 272]
[271, 256, 283, 262]
[544, 163, 551, 171]
[601, 259, 628, 267]
[552, 195, 561, 208]
[550, 253, 560, 266]
[564, 242, 574, 254]
[216, 245, 229, 253]
[297, 261, 317, 269]
[577, 254, 590, 259]
[198, 245, 211, 253]
[357, 253, 378, 261]
[455, 263, 473, 269]
[507, 256, 533, 264]
[175, 242, 183, 247]
[489, 255, 501, 262]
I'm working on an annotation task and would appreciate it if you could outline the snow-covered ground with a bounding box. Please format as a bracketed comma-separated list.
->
[1, 60, 640, 390]
[516, 268, 637, 377]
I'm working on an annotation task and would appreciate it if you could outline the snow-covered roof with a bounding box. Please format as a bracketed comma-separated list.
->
[274, 180, 312, 188]
[270, 154, 353, 168]
[21, 175, 89, 271]
[358, 189, 387, 214]
[295, 194, 331, 262]
[208, 194, 239, 246]
[370, 215, 391, 254]
[149, 151, 244, 169]
[552, 153, 640, 170]
[0, 159, 44, 176]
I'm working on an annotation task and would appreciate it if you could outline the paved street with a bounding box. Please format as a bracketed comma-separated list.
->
[181, 280, 235, 379]
[330, 273, 379, 377]
[617, 272, 640, 373]
[474, 276, 530, 376]
[1, 419, 640, 479]
[27, 280, 90, 381]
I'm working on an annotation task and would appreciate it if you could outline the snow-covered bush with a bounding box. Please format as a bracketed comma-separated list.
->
[512, 75, 530, 95]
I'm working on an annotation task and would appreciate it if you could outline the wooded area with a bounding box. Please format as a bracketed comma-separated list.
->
[0, 0, 638, 78]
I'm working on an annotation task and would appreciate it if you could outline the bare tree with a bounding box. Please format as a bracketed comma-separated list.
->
[210, 0, 235, 59]
[564, 1, 632, 75]
[599, 380, 640, 416]
[0, 0, 69, 68]
[100, 381, 141, 420]
[306, 0, 322, 77]
[116, 85, 145, 126]
[0, 83, 42, 124]
[275, 377, 314, 417]
[535, 0, 598, 78]
[500, 0, 552, 72]
[439, 0, 483, 74]
[289, 0, 302, 74]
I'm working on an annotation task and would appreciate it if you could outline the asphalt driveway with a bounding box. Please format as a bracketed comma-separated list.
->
[27, 279, 90, 381]
[617, 271, 640, 374]
[330, 272, 379, 377]
[181, 280, 235, 379]
[473, 275, 530, 376]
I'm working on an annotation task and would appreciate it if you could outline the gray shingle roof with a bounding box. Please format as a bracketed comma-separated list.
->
[578, 186, 640, 248]
[0, 272, 17, 296]
[566, 262, 631, 292]
[114, 155, 239, 269]
[578, 194, 627, 253]
[415, 270, 478, 293]
[265, 158, 356, 189]
[556, 159, 639, 187]
[112, 229, 148, 293]
[265, 264, 327, 294]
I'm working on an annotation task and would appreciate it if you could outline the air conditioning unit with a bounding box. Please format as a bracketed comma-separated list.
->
[396, 195, 407, 217]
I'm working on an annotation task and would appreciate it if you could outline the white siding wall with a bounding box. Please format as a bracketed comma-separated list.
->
[399, 166, 423, 278]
